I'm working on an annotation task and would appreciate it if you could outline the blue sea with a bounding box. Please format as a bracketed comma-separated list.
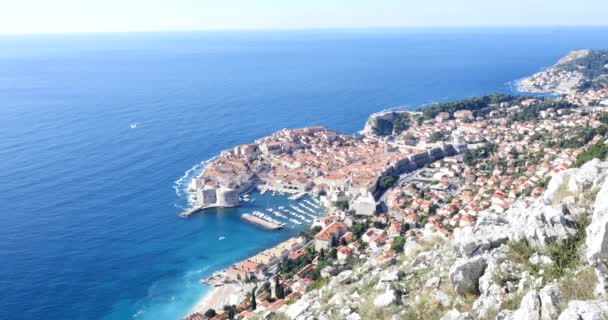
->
[1, 27, 608, 320]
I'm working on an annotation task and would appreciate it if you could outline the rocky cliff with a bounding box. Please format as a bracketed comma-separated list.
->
[362, 110, 414, 136]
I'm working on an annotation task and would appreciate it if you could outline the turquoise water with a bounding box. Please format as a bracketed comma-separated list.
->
[1, 28, 608, 320]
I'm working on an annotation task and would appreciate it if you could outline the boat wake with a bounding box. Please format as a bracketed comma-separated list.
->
[173, 156, 218, 207]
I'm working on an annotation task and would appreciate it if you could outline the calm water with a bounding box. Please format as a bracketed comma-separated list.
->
[1, 28, 608, 320]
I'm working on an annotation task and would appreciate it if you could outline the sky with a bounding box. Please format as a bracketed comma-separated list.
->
[1, 0, 608, 34]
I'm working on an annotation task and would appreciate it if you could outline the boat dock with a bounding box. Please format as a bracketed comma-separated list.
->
[241, 213, 283, 230]
[288, 192, 307, 200]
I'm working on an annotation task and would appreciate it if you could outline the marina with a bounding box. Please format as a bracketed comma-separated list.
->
[180, 184, 325, 229]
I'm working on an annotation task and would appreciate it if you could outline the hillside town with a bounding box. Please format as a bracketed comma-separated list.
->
[183, 50, 608, 320]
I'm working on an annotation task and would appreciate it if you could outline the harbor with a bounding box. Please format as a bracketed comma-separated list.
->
[178, 181, 325, 231]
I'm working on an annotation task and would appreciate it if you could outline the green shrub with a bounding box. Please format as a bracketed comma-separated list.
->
[506, 240, 536, 265]
[502, 291, 525, 311]
[573, 143, 607, 167]
[335, 200, 349, 211]
[306, 277, 329, 292]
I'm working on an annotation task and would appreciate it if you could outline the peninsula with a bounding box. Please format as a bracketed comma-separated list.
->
[183, 50, 608, 320]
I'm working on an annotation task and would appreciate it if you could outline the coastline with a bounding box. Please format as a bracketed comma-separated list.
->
[183, 235, 306, 319]
[190, 284, 243, 316]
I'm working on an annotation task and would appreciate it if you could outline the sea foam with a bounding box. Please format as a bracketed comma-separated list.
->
[173, 156, 218, 207]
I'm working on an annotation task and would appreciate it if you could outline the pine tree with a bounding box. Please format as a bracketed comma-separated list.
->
[274, 275, 284, 299]
[251, 287, 257, 310]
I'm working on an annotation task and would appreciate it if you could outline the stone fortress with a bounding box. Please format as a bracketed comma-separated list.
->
[196, 186, 239, 208]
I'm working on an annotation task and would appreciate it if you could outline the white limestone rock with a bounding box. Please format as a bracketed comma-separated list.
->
[499, 286, 561, 320]
[506, 200, 576, 249]
[567, 159, 605, 194]
[425, 276, 441, 289]
[373, 284, 397, 307]
[586, 179, 608, 296]
[320, 266, 335, 278]
[329, 270, 353, 287]
[328, 292, 347, 306]
[529, 253, 555, 266]
[285, 299, 311, 319]
[511, 290, 542, 320]
[345, 313, 361, 320]
[440, 309, 474, 320]
[496, 310, 515, 320]
[454, 213, 510, 258]
[539, 285, 562, 320]
[404, 238, 423, 258]
[379, 270, 400, 283]
[449, 255, 487, 295]
[557, 300, 608, 320]
[473, 258, 503, 318]
[434, 289, 452, 308]
[542, 169, 573, 204]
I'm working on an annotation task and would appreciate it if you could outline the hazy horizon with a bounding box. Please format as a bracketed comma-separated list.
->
[2, 25, 608, 37]
[1, 0, 608, 35]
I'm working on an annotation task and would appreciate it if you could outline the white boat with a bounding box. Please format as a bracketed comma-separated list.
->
[218, 236, 225, 240]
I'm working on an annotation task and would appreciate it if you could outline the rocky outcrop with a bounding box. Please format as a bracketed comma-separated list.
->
[449, 255, 487, 295]
[539, 285, 562, 320]
[362, 110, 412, 136]
[557, 300, 608, 320]
[506, 201, 576, 249]
[586, 178, 608, 296]
[373, 284, 398, 307]
[285, 298, 311, 319]
[454, 199, 576, 259]
[498, 285, 562, 320]
[454, 213, 510, 257]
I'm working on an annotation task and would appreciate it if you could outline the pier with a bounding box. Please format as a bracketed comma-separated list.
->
[241, 213, 283, 230]
[288, 192, 307, 200]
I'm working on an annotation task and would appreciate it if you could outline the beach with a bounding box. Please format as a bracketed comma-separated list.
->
[192, 284, 244, 315]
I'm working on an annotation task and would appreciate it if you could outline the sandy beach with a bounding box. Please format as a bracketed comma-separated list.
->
[192, 284, 244, 314]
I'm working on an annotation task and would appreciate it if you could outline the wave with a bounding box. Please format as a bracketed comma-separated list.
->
[173, 156, 218, 207]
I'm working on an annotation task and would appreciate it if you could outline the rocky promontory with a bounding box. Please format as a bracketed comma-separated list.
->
[518, 49, 608, 95]
[362, 109, 415, 136]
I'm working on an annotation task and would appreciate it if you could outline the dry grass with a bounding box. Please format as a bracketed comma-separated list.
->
[399, 293, 448, 320]
[552, 175, 575, 205]
[420, 237, 447, 252]
[357, 299, 403, 320]
[559, 266, 597, 302]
